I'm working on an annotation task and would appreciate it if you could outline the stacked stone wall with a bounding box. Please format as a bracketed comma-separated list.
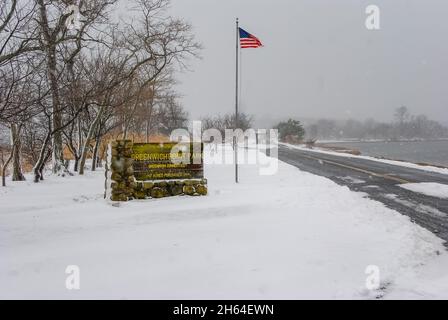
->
[108, 140, 207, 201]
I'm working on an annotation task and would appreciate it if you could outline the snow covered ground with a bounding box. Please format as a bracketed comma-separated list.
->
[1, 145, 448, 299]
[400, 183, 448, 199]
[282, 143, 448, 175]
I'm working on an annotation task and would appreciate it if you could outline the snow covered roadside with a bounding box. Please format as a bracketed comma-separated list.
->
[1, 146, 448, 299]
[400, 183, 448, 199]
[282, 143, 448, 175]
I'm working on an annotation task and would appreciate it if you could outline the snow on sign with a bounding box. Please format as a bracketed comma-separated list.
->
[131, 142, 204, 181]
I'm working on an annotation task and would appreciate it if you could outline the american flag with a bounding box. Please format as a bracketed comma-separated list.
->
[239, 28, 263, 49]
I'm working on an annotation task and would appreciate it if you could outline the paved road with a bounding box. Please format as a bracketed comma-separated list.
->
[276, 145, 448, 243]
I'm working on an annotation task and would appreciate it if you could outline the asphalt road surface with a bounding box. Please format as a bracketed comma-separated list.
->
[276, 145, 448, 243]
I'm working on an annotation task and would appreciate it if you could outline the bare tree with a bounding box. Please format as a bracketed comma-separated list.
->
[1, 0, 201, 183]
[34, 0, 117, 174]
[76, 0, 200, 174]
[0, 0, 38, 65]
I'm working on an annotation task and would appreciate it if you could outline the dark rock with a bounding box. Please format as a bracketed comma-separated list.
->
[170, 185, 183, 196]
[183, 185, 196, 195]
[110, 194, 128, 202]
[134, 190, 146, 199]
[151, 187, 165, 198]
[111, 172, 122, 182]
[143, 182, 154, 190]
[196, 184, 208, 196]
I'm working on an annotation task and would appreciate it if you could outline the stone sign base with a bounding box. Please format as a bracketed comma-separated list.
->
[132, 179, 208, 200]
[107, 140, 207, 202]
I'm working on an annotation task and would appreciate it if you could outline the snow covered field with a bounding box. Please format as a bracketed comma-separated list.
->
[1, 146, 448, 299]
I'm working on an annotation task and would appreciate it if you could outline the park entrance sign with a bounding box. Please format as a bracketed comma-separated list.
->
[132, 142, 204, 181]
[106, 140, 207, 202]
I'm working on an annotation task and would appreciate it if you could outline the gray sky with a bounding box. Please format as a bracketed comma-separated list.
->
[164, 0, 448, 127]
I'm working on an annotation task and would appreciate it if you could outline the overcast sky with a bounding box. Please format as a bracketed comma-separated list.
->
[126, 0, 448, 127]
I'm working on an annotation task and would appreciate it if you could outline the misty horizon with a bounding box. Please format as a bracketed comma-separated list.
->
[198, 110, 448, 131]
[160, 0, 448, 126]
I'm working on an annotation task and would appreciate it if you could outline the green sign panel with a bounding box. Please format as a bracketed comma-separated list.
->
[131, 142, 204, 181]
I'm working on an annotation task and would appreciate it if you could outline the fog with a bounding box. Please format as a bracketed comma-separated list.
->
[163, 0, 448, 128]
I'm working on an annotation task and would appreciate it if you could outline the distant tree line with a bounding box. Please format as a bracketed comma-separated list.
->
[201, 113, 254, 135]
[0, 0, 200, 186]
[304, 107, 448, 141]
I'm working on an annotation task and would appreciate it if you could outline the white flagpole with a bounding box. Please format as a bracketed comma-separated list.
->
[235, 17, 239, 183]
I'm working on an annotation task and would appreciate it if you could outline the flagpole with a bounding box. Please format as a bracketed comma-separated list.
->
[235, 17, 239, 183]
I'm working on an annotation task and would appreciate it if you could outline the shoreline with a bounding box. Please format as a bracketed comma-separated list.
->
[315, 138, 448, 144]
[291, 143, 448, 171]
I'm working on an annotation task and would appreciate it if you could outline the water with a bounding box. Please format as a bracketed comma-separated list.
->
[325, 140, 448, 167]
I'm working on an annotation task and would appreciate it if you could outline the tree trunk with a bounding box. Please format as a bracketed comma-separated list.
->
[2, 151, 13, 187]
[77, 116, 83, 161]
[33, 130, 51, 182]
[38, 0, 63, 174]
[145, 120, 149, 143]
[91, 136, 101, 171]
[145, 86, 154, 143]
[122, 122, 128, 140]
[11, 124, 25, 181]
[46, 44, 64, 174]
[97, 147, 106, 168]
[79, 106, 105, 175]
[39, 149, 52, 181]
